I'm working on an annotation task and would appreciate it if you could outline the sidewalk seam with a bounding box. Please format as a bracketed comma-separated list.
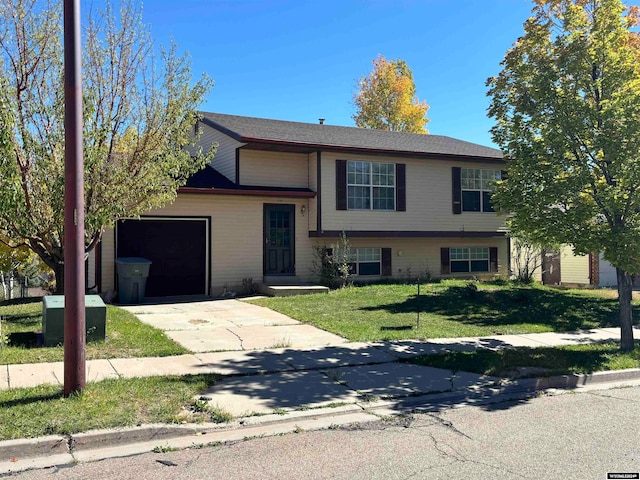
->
[107, 359, 121, 378]
[513, 334, 549, 346]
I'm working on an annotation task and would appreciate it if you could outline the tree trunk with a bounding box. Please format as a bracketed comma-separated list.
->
[8, 272, 13, 300]
[53, 263, 64, 294]
[0, 272, 6, 300]
[616, 268, 635, 351]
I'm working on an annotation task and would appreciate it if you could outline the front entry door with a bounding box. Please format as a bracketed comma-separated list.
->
[264, 204, 295, 275]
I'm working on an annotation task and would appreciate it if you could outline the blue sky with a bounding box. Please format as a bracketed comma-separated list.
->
[120, 0, 535, 148]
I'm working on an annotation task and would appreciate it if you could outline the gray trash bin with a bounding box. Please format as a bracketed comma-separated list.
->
[116, 257, 152, 304]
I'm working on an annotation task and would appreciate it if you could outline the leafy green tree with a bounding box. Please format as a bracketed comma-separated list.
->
[353, 55, 429, 133]
[0, 0, 214, 293]
[488, 0, 640, 350]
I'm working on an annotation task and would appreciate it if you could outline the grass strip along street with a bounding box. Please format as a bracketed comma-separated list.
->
[0, 374, 228, 441]
[408, 341, 640, 378]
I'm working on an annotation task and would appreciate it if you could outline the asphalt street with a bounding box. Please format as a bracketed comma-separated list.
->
[9, 385, 640, 480]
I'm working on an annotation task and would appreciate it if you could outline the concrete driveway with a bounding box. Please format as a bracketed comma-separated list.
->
[120, 298, 346, 352]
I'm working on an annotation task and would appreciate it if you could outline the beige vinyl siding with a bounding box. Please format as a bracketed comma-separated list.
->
[309, 153, 318, 191]
[196, 122, 244, 182]
[321, 152, 507, 233]
[239, 150, 310, 188]
[308, 153, 318, 227]
[101, 232, 115, 294]
[100, 193, 314, 296]
[87, 248, 97, 291]
[311, 237, 509, 280]
[560, 245, 590, 285]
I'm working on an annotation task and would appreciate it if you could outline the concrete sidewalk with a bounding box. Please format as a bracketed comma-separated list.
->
[2, 326, 636, 417]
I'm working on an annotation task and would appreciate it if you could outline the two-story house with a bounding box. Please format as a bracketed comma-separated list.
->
[89, 113, 509, 298]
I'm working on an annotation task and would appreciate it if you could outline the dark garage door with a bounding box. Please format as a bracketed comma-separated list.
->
[116, 218, 208, 297]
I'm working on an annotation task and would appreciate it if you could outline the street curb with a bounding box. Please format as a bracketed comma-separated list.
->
[2, 367, 640, 475]
[0, 435, 68, 461]
[498, 367, 640, 391]
[69, 424, 217, 452]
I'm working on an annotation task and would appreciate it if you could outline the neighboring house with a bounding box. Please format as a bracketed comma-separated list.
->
[90, 113, 509, 298]
[520, 247, 631, 288]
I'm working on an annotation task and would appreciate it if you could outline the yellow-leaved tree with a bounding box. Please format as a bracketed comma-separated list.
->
[352, 55, 429, 133]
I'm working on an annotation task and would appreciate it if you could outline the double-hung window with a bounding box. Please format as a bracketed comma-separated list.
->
[347, 161, 395, 210]
[450, 247, 490, 273]
[461, 168, 501, 212]
[335, 247, 382, 275]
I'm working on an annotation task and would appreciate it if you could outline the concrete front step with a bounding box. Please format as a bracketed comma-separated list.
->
[257, 283, 329, 297]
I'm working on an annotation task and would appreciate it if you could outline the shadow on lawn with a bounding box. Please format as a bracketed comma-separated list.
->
[362, 285, 634, 332]
[0, 311, 41, 329]
[0, 297, 42, 307]
[0, 391, 63, 409]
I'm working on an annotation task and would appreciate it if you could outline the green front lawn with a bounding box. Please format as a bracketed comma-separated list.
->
[250, 280, 637, 342]
[409, 342, 640, 378]
[0, 298, 188, 365]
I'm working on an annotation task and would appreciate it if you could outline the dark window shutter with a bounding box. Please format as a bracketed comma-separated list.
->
[490, 247, 498, 272]
[382, 248, 392, 276]
[440, 248, 450, 274]
[396, 164, 406, 211]
[336, 160, 347, 210]
[452, 167, 462, 214]
[501, 170, 508, 181]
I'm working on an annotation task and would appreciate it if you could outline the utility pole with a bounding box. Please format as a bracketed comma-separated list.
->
[63, 0, 86, 396]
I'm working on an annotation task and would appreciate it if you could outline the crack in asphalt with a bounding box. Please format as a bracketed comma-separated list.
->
[416, 424, 529, 480]
[402, 458, 459, 480]
[421, 414, 532, 479]
[427, 431, 465, 460]
[421, 412, 472, 440]
[586, 389, 640, 403]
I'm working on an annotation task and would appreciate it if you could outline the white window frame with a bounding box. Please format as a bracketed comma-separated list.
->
[336, 247, 382, 276]
[461, 168, 501, 213]
[450, 247, 490, 273]
[347, 161, 395, 211]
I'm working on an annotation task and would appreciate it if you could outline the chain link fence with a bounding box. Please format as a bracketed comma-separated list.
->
[0, 276, 48, 302]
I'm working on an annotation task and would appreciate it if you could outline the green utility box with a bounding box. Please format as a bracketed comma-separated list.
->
[42, 295, 107, 346]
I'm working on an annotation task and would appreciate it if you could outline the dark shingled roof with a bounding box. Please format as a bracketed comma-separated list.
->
[185, 164, 236, 189]
[201, 112, 503, 160]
